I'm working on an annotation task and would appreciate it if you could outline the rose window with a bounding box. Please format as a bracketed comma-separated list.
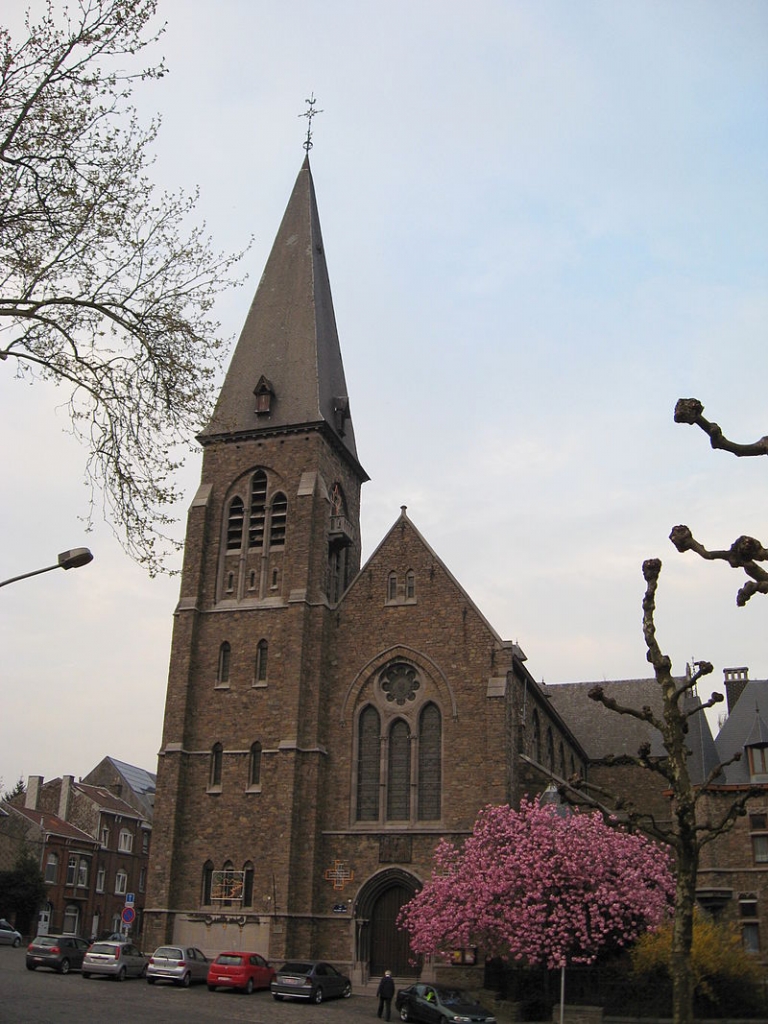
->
[380, 663, 420, 705]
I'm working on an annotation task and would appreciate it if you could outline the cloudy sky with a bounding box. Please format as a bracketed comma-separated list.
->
[1, 0, 766, 792]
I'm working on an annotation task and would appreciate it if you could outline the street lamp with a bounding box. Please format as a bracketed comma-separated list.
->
[0, 548, 94, 589]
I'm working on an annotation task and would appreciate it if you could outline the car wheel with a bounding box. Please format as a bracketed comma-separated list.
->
[342, 981, 352, 998]
[180, 971, 191, 987]
[400, 1007, 411, 1022]
[272, 993, 283, 1000]
[116, 966, 126, 982]
[313, 986, 324, 1004]
[59, 959, 71, 975]
[147, 977, 156, 985]
[12, 937, 21, 948]
[26, 963, 36, 971]
[207, 984, 216, 992]
[82, 972, 91, 980]
[243, 977, 254, 994]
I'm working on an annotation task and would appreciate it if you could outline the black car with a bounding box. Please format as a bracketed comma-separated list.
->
[26, 935, 91, 974]
[395, 983, 497, 1023]
[271, 960, 352, 1003]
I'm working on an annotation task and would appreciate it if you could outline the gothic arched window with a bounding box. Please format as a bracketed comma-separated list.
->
[248, 742, 262, 788]
[249, 471, 267, 547]
[546, 727, 555, 771]
[387, 720, 411, 821]
[356, 706, 380, 822]
[217, 643, 231, 685]
[532, 711, 541, 763]
[226, 497, 245, 550]
[418, 703, 441, 820]
[243, 861, 254, 907]
[254, 640, 268, 683]
[269, 493, 287, 546]
[209, 743, 223, 788]
[202, 860, 214, 905]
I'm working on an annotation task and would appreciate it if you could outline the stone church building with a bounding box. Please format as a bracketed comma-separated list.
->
[144, 156, 588, 980]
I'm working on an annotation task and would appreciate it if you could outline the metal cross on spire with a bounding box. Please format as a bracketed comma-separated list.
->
[299, 92, 323, 153]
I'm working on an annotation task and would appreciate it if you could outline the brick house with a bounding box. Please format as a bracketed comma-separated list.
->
[14, 769, 153, 941]
[144, 156, 588, 979]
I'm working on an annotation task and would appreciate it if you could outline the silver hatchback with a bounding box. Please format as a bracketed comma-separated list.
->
[82, 941, 148, 981]
[146, 945, 210, 986]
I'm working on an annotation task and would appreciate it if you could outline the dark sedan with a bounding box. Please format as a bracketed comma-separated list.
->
[271, 960, 352, 1003]
[26, 935, 90, 974]
[396, 983, 497, 1023]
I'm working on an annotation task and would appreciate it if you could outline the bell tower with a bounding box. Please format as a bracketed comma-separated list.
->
[145, 156, 368, 955]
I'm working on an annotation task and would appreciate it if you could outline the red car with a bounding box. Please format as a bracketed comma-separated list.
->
[206, 951, 275, 994]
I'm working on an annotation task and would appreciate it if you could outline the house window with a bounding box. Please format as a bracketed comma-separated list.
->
[115, 869, 128, 895]
[62, 904, 79, 935]
[202, 861, 214, 905]
[356, 706, 381, 821]
[748, 746, 768, 778]
[269, 493, 287, 546]
[77, 859, 89, 887]
[249, 471, 267, 547]
[44, 853, 58, 884]
[387, 573, 397, 602]
[405, 570, 416, 600]
[752, 835, 768, 864]
[418, 703, 442, 820]
[226, 496, 245, 550]
[96, 866, 105, 893]
[248, 742, 262, 788]
[100, 826, 110, 848]
[217, 643, 231, 685]
[255, 640, 268, 684]
[142, 832, 150, 854]
[743, 922, 761, 953]
[118, 830, 133, 853]
[66, 855, 77, 886]
[209, 743, 223, 789]
[749, 813, 767, 830]
[387, 720, 411, 821]
[740, 896, 759, 918]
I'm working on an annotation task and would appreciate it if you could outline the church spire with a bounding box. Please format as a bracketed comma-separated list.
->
[199, 158, 365, 477]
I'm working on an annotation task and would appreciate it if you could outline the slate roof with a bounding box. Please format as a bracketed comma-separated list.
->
[546, 677, 721, 785]
[12, 805, 97, 845]
[715, 678, 768, 784]
[199, 156, 366, 480]
[75, 783, 144, 820]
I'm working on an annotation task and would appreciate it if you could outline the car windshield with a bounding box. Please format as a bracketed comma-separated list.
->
[154, 947, 182, 958]
[280, 961, 313, 974]
[89, 943, 119, 954]
[438, 989, 469, 1006]
[216, 954, 243, 965]
[32, 937, 59, 947]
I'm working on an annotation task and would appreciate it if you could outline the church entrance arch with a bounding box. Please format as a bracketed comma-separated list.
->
[356, 869, 420, 978]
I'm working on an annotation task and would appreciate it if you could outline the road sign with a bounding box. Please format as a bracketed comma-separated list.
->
[121, 906, 135, 925]
[125, 892, 135, 905]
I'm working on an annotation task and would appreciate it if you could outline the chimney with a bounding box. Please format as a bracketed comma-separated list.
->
[25, 776, 43, 810]
[58, 775, 74, 820]
[724, 667, 749, 713]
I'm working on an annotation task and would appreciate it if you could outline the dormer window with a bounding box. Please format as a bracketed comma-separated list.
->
[748, 745, 768, 780]
[253, 375, 275, 415]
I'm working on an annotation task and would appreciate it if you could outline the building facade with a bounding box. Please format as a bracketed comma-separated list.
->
[144, 156, 587, 978]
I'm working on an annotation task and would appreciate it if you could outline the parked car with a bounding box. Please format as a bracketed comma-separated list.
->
[81, 940, 148, 981]
[206, 951, 274, 994]
[146, 945, 210, 986]
[395, 983, 497, 1023]
[26, 935, 90, 974]
[0, 919, 22, 947]
[271, 960, 352, 1003]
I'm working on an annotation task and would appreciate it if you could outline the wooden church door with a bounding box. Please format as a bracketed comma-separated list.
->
[369, 883, 414, 977]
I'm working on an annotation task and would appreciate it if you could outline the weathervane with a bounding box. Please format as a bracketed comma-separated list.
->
[299, 93, 323, 152]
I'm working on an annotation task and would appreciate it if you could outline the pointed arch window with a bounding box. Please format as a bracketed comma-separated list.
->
[356, 706, 380, 822]
[254, 640, 268, 684]
[248, 742, 262, 789]
[546, 727, 555, 771]
[249, 471, 267, 548]
[217, 643, 231, 686]
[270, 493, 287, 546]
[405, 570, 416, 601]
[532, 711, 541, 763]
[226, 497, 245, 550]
[202, 860, 214, 905]
[209, 743, 223, 789]
[387, 720, 411, 821]
[387, 573, 397, 602]
[418, 703, 441, 820]
[243, 862, 254, 907]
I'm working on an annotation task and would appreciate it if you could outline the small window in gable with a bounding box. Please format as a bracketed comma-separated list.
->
[255, 640, 268, 684]
[270, 493, 287, 546]
[217, 642, 231, 685]
[249, 471, 267, 547]
[387, 573, 397, 602]
[405, 570, 416, 600]
[226, 497, 245, 550]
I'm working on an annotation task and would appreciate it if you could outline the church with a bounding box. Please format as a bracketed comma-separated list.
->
[143, 154, 588, 981]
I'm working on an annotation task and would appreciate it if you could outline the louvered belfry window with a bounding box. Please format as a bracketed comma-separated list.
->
[387, 720, 411, 820]
[356, 706, 381, 821]
[270, 493, 288, 546]
[418, 703, 441, 820]
[249, 471, 267, 547]
[226, 497, 245, 550]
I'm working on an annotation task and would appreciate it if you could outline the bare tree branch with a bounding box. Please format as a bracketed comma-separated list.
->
[674, 398, 768, 457]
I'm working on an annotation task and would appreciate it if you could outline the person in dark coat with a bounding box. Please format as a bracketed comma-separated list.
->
[376, 969, 395, 1020]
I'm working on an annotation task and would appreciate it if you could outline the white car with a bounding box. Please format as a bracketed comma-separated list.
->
[146, 945, 210, 986]
[0, 919, 22, 947]
[82, 940, 148, 980]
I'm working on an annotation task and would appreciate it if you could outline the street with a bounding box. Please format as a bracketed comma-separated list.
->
[0, 946, 382, 1024]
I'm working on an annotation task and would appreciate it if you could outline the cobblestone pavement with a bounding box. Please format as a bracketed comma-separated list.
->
[0, 947, 381, 1024]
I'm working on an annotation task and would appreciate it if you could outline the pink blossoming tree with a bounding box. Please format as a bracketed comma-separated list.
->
[399, 799, 674, 973]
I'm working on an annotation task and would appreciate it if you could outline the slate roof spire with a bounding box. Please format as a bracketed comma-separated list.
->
[199, 156, 366, 477]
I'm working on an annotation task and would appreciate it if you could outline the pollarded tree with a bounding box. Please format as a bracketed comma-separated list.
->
[0, 0, 248, 574]
[398, 798, 674, 987]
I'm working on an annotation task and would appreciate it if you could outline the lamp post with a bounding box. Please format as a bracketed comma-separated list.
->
[0, 547, 94, 589]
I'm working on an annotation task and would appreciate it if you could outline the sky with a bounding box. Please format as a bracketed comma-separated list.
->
[1, 0, 766, 792]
